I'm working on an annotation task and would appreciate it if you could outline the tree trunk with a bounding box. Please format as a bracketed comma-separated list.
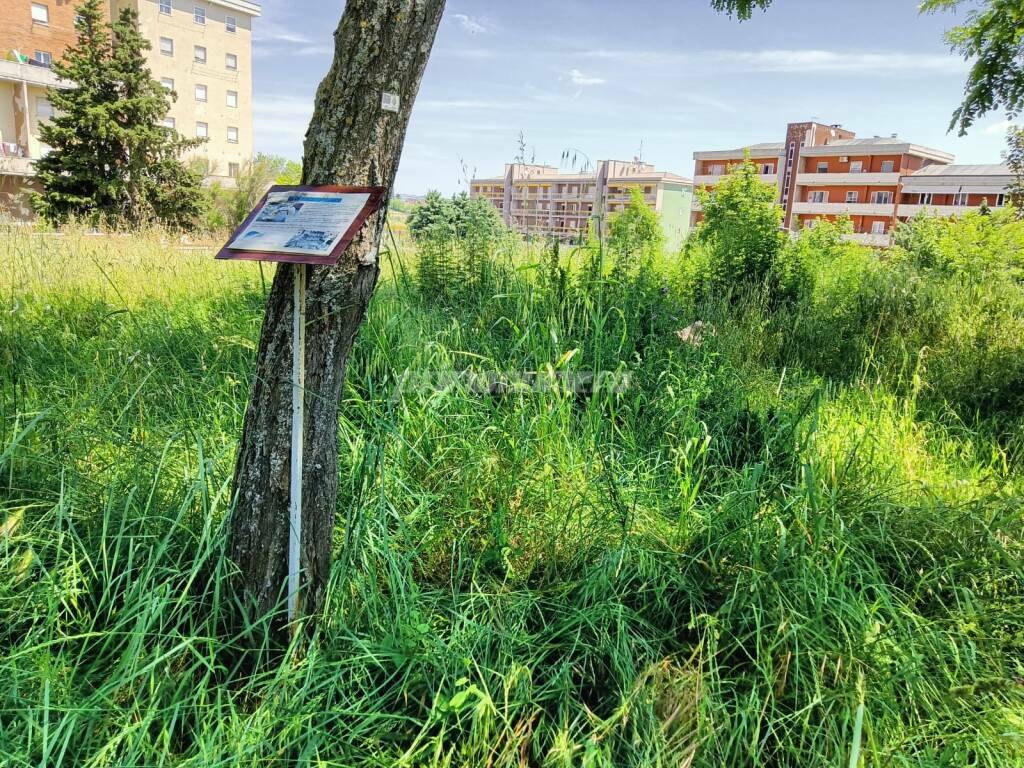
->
[227, 0, 446, 626]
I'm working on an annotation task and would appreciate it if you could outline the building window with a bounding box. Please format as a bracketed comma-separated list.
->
[194, 6, 206, 24]
[227, 126, 238, 143]
[36, 97, 53, 119]
[816, 161, 828, 173]
[159, 0, 171, 14]
[226, 90, 238, 108]
[33, 50, 52, 67]
[953, 192, 969, 206]
[160, 77, 174, 91]
[850, 160, 863, 173]
[195, 83, 207, 102]
[804, 218, 816, 229]
[881, 160, 895, 173]
[194, 46, 207, 64]
[809, 190, 828, 203]
[995, 193, 1006, 207]
[709, 164, 725, 176]
[871, 221, 887, 235]
[228, 162, 240, 178]
[225, 15, 237, 33]
[872, 191, 894, 204]
[759, 163, 774, 175]
[163, 117, 176, 129]
[225, 53, 238, 70]
[919, 193, 933, 205]
[160, 37, 174, 56]
[196, 121, 208, 138]
[846, 191, 859, 203]
[31, 3, 49, 24]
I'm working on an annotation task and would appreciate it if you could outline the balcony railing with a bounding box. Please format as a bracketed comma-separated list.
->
[694, 173, 777, 186]
[897, 204, 988, 218]
[796, 172, 901, 186]
[792, 201, 895, 216]
[0, 58, 65, 88]
[0, 154, 35, 176]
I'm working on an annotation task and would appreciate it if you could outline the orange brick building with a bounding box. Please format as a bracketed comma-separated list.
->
[692, 121, 1010, 246]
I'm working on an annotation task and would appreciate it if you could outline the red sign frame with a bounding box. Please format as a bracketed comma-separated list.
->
[215, 185, 388, 266]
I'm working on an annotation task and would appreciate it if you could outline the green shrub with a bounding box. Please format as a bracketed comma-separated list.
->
[691, 158, 793, 301]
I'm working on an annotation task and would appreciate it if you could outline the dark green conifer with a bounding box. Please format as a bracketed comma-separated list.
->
[33, 0, 204, 228]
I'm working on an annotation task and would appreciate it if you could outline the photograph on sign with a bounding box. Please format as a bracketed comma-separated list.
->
[228, 190, 372, 257]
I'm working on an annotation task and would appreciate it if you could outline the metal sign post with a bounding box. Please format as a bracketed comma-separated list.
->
[288, 263, 306, 623]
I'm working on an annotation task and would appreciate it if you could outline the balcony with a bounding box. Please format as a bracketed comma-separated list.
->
[0, 143, 35, 176]
[0, 58, 65, 88]
[791, 201, 895, 216]
[796, 172, 901, 186]
[694, 173, 777, 187]
[897, 204, 987, 218]
[0, 156, 35, 176]
[605, 194, 656, 205]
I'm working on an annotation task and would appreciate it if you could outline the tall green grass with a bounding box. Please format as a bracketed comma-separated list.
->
[2, 221, 1023, 766]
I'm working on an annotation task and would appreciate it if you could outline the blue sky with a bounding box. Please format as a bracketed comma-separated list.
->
[253, 1, 1013, 195]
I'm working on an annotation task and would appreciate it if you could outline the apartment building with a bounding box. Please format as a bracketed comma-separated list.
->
[0, 0, 78, 215]
[692, 121, 1012, 247]
[0, 0, 259, 217]
[471, 160, 693, 250]
[899, 164, 1013, 219]
[114, 0, 260, 183]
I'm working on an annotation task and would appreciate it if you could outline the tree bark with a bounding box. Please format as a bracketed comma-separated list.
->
[228, 0, 446, 626]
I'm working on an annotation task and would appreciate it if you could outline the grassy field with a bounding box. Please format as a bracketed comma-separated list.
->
[1, 212, 1023, 766]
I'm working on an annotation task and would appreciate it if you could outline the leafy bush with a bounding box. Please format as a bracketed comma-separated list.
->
[691, 158, 795, 301]
[407, 190, 505, 243]
[199, 153, 300, 233]
[410, 191, 512, 303]
[608, 188, 665, 270]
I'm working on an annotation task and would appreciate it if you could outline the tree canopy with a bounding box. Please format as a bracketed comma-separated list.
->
[709, 0, 773, 20]
[923, 0, 1024, 135]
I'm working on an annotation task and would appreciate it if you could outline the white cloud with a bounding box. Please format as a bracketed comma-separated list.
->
[435, 47, 496, 60]
[723, 50, 966, 74]
[452, 14, 494, 35]
[418, 99, 523, 110]
[294, 45, 334, 57]
[569, 68, 605, 86]
[253, 94, 314, 157]
[983, 119, 1021, 136]
[577, 47, 966, 75]
[680, 93, 737, 113]
[253, 21, 313, 45]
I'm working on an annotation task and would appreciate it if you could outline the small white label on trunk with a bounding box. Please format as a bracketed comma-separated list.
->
[381, 92, 400, 112]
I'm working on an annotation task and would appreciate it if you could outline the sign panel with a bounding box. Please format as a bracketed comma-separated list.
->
[216, 185, 387, 265]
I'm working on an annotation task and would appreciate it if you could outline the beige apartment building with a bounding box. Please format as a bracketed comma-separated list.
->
[471, 160, 694, 250]
[113, 0, 259, 183]
[0, 0, 259, 217]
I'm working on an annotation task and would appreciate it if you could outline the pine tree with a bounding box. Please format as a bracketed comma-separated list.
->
[32, 0, 204, 229]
